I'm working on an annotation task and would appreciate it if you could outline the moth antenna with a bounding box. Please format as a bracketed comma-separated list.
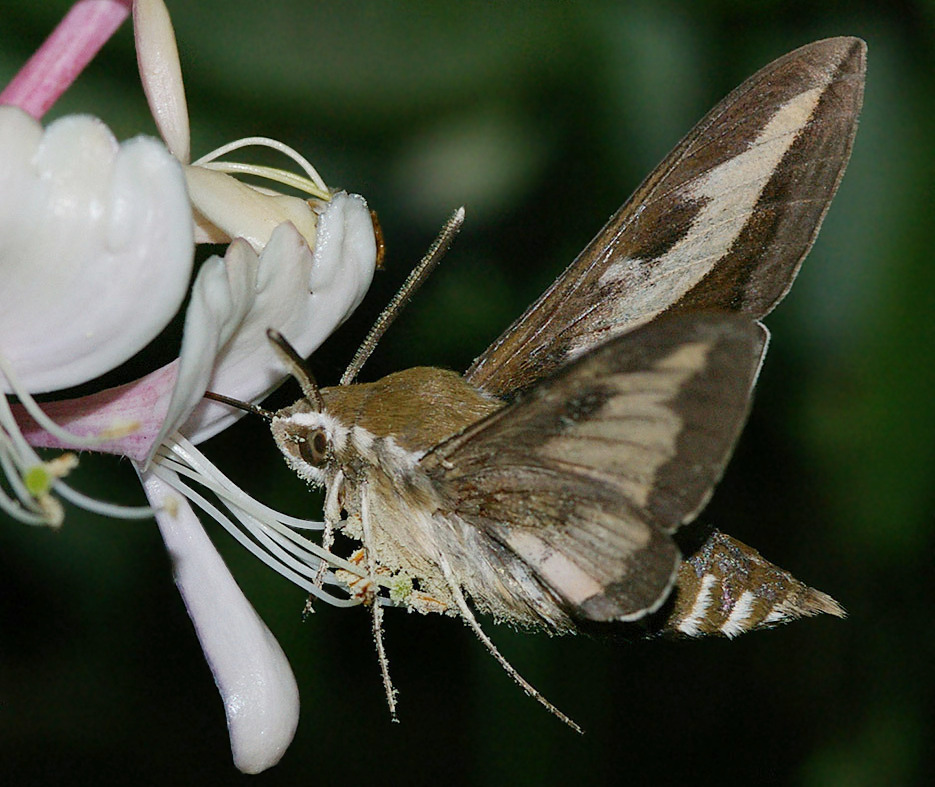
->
[267, 329, 325, 411]
[359, 491, 399, 719]
[203, 390, 274, 421]
[340, 206, 466, 386]
[436, 555, 584, 734]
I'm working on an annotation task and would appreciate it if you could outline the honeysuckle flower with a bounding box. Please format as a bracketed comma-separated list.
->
[0, 103, 194, 524]
[2, 0, 378, 773]
[9, 190, 375, 772]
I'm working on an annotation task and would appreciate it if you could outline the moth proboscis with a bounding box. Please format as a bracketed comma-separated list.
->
[221, 37, 866, 730]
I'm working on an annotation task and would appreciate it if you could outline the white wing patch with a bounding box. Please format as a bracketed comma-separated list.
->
[505, 529, 605, 606]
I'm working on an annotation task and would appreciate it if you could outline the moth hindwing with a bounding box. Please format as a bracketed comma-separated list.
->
[420, 313, 766, 626]
[268, 37, 864, 726]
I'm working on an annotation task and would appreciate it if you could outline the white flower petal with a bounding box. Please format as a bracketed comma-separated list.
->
[181, 193, 376, 443]
[133, 0, 191, 163]
[140, 470, 299, 774]
[0, 107, 193, 394]
[306, 192, 377, 312]
[185, 166, 319, 252]
[150, 241, 257, 454]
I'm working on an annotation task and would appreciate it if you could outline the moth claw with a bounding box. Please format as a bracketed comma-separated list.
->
[335, 568, 378, 604]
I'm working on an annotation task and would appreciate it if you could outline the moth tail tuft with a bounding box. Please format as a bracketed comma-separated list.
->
[661, 529, 844, 639]
[778, 584, 846, 622]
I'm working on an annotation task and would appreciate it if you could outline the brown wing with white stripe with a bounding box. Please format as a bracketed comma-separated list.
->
[423, 313, 765, 622]
[466, 37, 865, 399]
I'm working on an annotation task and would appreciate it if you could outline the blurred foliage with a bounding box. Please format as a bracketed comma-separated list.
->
[2, 1, 934, 785]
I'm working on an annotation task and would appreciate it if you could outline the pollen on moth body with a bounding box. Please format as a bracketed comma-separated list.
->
[390, 576, 413, 604]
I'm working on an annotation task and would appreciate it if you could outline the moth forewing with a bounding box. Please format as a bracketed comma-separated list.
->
[422, 313, 765, 624]
[466, 37, 865, 398]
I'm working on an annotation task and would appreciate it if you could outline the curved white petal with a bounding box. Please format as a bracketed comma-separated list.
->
[150, 241, 257, 454]
[178, 192, 376, 443]
[21, 195, 374, 460]
[185, 165, 319, 252]
[134, 0, 191, 163]
[0, 107, 193, 394]
[140, 470, 299, 774]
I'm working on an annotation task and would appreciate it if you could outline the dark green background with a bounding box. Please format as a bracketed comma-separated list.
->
[2, 1, 933, 785]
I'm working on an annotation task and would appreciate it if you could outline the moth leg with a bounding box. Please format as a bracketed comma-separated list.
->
[305, 470, 346, 617]
[319, 469, 345, 577]
[406, 590, 449, 615]
[436, 553, 583, 734]
[334, 548, 389, 604]
[358, 485, 398, 720]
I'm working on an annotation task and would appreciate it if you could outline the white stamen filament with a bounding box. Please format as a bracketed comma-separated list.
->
[198, 163, 325, 200]
[0, 353, 138, 449]
[192, 136, 329, 199]
[1, 357, 156, 526]
[158, 435, 323, 531]
[51, 479, 158, 520]
[151, 434, 401, 609]
[0, 445, 51, 525]
[149, 462, 359, 607]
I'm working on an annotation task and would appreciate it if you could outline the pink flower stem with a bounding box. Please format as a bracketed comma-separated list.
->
[0, 0, 132, 119]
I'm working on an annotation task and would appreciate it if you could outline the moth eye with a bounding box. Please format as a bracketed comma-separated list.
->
[298, 429, 329, 467]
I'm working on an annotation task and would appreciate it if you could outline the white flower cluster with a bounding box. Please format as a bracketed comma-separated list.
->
[0, 0, 377, 773]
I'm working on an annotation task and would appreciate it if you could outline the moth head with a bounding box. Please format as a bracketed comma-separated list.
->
[265, 328, 343, 486]
[270, 399, 345, 486]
